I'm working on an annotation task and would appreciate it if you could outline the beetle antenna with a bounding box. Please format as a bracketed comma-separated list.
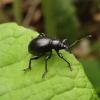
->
[69, 35, 92, 48]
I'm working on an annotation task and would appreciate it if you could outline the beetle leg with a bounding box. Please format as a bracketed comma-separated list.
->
[24, 55, 41, 72]
[62, 39, 68, 44]
[42, 51, 52, 78]
[39, 33, 46, 37]
[56, 51, 72, 71]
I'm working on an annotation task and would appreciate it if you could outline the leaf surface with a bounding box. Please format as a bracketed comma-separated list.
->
[0, 23, 99, 100]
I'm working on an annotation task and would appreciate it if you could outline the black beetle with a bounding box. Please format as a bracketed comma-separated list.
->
[24, 33, 91, 78]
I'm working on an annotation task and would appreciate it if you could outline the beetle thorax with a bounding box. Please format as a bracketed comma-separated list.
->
[51, 40, 65, 50]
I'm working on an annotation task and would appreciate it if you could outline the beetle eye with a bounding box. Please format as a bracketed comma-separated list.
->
[64, 45, 68, 51]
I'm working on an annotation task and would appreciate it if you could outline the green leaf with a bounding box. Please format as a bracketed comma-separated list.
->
[0, 23, 99, 100]
[80, 59, 100, 96]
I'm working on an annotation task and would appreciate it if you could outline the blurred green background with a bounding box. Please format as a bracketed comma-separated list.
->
[0, 0, 100, 97]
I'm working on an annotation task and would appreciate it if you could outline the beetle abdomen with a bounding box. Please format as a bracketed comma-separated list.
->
[28, 38, 51, 54]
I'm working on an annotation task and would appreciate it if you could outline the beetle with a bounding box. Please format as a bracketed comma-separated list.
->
[24, 33, 91, 78]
